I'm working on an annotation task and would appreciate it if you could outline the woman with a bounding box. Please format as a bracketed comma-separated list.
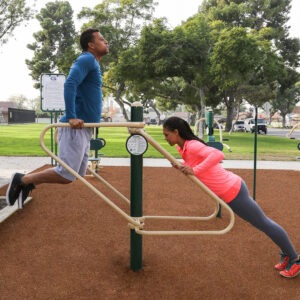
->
[163, 116, 300, 278]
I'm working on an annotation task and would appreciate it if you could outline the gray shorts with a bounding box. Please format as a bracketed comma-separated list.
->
[54, 127, 92, 181]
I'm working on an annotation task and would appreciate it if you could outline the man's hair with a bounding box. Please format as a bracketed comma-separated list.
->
[80, 28, 100, 51]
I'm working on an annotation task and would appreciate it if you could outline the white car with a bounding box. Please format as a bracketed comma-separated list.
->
[232, 120, 245, 132]
[244, 118, 267, 134]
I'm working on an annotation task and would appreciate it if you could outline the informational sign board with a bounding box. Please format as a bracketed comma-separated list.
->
[126, 134, 148, 156]
[40, 73, 66, 112]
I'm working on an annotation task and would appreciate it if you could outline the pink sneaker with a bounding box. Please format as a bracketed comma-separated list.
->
[274, 253, 290, 271]
[280, 260, 300, 278]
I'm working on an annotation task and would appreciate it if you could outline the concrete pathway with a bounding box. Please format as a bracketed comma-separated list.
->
[1, 156, 299, 188]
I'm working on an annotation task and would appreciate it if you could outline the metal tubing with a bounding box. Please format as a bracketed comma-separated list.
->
[134, 129, 220, 214]
[135, 226, 234, 236]
[286, 123, 300, 138]
[40, 122, 145, 136]
[39, 121, 234, 237]
[130, 103, 144, 271]
[140, 215, 216, 221]
[253, 106, 258, 201]
[132, 129, 235, 236]
[87, 167, 130, 205]
[39, 123, 142, 228]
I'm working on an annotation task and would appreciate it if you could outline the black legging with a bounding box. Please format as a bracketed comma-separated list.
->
[228, 181, 298, 260]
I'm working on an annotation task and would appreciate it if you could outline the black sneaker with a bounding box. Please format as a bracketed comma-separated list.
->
[18, 183, 35, 209]
[6, 173, 24, 206]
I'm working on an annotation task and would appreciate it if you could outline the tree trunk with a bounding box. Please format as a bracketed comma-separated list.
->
[225, 95, 235, 132]
[149, 102, 161, 123]
[113, 82, 129, 121]
[229, 101, 240, 134]
[281, 113, 287, 128]
[196, 88, 206, 139]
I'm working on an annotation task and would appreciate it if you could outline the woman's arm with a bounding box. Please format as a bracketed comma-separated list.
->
[175, 142, 224, 176]
[192, 145, 224, 176]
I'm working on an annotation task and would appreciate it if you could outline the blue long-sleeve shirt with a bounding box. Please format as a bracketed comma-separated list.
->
[60, 51, 102, 123]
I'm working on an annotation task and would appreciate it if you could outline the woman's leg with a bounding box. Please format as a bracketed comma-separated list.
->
[228, 181, 298, 260]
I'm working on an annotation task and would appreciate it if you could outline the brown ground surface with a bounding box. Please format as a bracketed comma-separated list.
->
[0, 165, 299, 299]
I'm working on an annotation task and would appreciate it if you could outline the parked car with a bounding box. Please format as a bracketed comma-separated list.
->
[146, 118, 158, 125]
[232, 120, 245, 132]
[244, 118, 267, 134]
[213, 123, 224, 129]
[101, 112, 112, 122]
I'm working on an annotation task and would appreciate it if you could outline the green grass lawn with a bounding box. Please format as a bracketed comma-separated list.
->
[0, 123, 299, 160]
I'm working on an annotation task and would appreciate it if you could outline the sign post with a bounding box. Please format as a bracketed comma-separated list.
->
[128, 102, 145, 271]
[40, 74, 66, 165]
[40, 74, 66, 112]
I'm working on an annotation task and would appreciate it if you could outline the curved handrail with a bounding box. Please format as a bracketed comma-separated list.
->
[286, 123, 300, 138]
[131, 128, 235, 236]
[194, 118, 232, 152]
[40, 122, 144, 228]
[40, 122, 234, 236]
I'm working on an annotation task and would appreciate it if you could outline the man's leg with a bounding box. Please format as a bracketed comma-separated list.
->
[6, 127, 91, 207]
[22, 168, 71, 185]
[6, 169, 71, 207]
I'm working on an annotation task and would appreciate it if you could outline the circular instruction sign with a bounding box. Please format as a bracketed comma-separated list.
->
[126, 134, 148, 156]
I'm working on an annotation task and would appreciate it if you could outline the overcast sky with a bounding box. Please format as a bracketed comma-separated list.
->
[0, 0, 299, 101]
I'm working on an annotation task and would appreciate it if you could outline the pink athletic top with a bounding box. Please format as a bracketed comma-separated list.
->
[177, 140, 242, 203]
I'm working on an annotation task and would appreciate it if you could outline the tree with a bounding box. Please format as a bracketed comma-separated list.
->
[115, 19, 185, 114]
[78, 0, 157, 120]
[271, 68, 300, 127]
[200, 0, 299, 130]
[201, 0, 292, 37]
[8, 94, 29, 109]
[132, 1, 299, 132]
[27, 96, 41, 111]
[26, 1, 77, 89]
[125, 14, 214, 127]
[0, 0, 33, 45]
[210, 26, 282, 130]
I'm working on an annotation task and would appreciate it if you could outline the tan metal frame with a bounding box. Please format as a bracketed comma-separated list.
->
[88, 167, 130, 205]
[194, 118, 232, 152]
[40, 122, 144, 229]
[129, 128, 235, 235]
[39, 122, 234, 236]
[286, 123, 300, 138]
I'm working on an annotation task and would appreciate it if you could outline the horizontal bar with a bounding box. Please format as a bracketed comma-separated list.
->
[135, 225, 234, 236]
[44, 122, 145, 129]
[140, 215, 216, 221]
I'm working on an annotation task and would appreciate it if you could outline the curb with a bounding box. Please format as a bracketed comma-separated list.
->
[0, 196, 32, 223]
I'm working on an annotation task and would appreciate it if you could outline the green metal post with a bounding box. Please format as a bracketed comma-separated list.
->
[95, 128, 99, 173]
[54, 112, 58, 166]
[50, 112, 54, 166]
[253, 106, 258, 201]
[205, 110, 214, 138]
[130, 102, 143, 271]
[206, 110, 221, 217]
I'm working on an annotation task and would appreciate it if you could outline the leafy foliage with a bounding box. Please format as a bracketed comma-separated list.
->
[22, 0, 299, 130]
[78, 0, 157, 119]
[25, 1, 77, 88]
[0, 0, 33, 45]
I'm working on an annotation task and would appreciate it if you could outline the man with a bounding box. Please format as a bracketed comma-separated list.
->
[6, 28, 109, 208]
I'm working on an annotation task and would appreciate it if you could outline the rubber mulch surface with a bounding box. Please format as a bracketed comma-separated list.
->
[0, 165, 299, 299]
